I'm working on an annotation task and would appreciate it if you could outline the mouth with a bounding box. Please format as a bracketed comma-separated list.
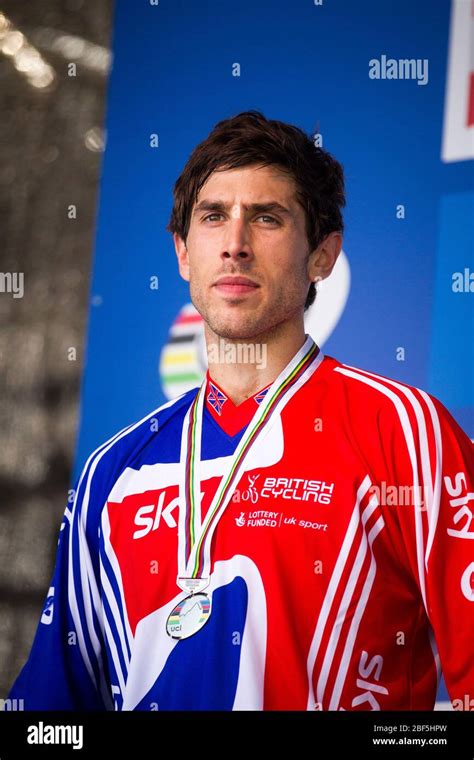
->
[213, 276, 260, 296]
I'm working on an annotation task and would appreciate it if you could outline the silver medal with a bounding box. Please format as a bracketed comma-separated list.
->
[166, 592, 212, 640]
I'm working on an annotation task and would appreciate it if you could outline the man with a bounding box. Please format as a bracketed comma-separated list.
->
[7, 110, 474, 711]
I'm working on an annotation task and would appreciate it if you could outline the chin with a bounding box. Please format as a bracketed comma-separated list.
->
[210, 325, 251, 340]
[208, 317, 268, 341]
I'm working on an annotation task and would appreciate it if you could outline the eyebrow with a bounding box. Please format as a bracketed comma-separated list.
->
[192, 200, 293, 217]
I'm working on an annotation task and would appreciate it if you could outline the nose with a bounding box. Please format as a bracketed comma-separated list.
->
[220, 216, 253, 263]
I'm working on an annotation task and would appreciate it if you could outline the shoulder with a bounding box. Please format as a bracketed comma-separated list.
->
[327, 354, 435, 411]
[71, 388, 198, 523]
[323, 354, 461, 444]
[329, 355, 426, 401]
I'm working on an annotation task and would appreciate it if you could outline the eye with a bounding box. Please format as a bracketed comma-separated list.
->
[256, 215, 279, 225]
[202, 213, 224, 222]
[201, 213, 280, 225]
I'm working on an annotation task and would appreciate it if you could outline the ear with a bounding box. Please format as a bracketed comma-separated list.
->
[308, 231, 343, 283]
[174, 232, 190, 282]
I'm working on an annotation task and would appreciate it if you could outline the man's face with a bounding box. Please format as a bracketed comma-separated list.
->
[174, 164, 329, 341]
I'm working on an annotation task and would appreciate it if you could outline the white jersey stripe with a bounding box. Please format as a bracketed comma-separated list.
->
[329, 515, 385, 710]
[98, 553, 130, 691]
[316, 493, 381, 706]
[418, 389, 443, 565]
[334, 366, 429, 613]
[337, 363, 441, 559]
[102, 605, 127, 699]
[306, 475, 372, 709]
[101, 507, 134, 661]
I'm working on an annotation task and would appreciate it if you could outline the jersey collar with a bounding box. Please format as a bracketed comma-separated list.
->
[204, 369, 273, 437]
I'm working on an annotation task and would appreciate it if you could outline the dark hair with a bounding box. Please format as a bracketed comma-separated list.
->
[167, 110, 345, 310]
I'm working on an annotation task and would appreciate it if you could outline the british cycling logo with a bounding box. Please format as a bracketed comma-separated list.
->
[233, 474, 335, 505]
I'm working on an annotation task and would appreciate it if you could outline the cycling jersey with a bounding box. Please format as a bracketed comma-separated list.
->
[7, 336, 474, 711]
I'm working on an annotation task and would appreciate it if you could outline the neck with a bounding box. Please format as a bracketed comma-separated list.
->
[204, 318, 307, 405]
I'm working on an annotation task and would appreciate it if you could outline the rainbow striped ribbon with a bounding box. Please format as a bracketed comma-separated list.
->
[177, 335, 322, 588]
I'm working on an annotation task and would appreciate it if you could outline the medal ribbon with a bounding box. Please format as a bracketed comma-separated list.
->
[178, 334, 323, 590]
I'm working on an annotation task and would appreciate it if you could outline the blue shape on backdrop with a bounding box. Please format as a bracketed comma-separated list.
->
[428, 193, 474, 427]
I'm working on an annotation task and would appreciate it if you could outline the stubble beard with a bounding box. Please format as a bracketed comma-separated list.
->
[189, 278, 305, 342]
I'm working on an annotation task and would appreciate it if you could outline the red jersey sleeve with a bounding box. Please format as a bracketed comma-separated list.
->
[385, 389, 474, 708]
